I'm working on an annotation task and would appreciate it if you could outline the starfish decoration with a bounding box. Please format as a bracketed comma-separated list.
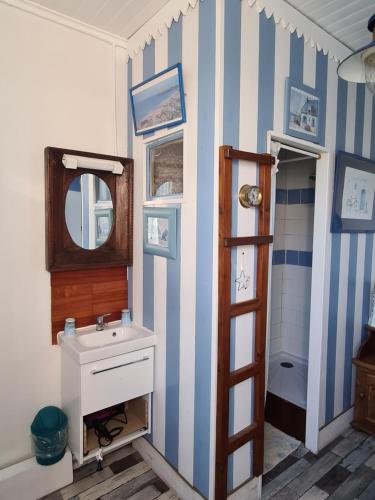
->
[235, 269, 250, 292]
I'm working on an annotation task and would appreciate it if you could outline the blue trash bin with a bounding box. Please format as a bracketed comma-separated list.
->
[31, 406, 68, 465]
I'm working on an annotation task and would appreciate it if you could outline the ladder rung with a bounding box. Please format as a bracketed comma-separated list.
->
[228, 423, 258, 454]
[224, 235, 273, 247]
[229, 362, 259, 387]
[230, 298, 261, 317]
[224, 148, 275, 165]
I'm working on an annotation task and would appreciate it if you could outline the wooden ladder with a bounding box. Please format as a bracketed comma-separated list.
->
[215, 145, 274, 499]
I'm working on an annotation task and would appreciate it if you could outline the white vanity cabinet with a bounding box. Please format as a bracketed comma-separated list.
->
[61, 345, 154, 465]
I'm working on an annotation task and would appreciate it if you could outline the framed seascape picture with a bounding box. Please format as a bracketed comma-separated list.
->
[143, 207, 177, 259]
[285, 78, 322, 144]
[130, 63, 186, 136]
[146, 131, 183, 199]
[332, 151, 375, 233]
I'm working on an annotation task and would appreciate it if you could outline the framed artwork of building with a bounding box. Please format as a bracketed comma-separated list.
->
[285, 78, 323, 144]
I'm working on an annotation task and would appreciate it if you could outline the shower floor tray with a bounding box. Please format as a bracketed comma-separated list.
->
[267, 352, 308, 409]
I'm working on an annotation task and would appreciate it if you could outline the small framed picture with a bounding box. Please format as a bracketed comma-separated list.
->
[143, 207, 177, 259]
[130, 63, 186, 136]
[147, 131, 183, 199]
[285, 78, 322, 144]
[332, 151, 375, 233]
[95, 209, 113, 246]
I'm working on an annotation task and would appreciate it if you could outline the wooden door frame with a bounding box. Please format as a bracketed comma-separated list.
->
[266, 131, 330, 454]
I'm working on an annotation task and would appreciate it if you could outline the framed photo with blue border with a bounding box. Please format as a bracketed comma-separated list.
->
[331, 151, 375, 233]
[285, 78, 322, 144]
[143, 207, 177, 259]
[130, 63, 186, 136]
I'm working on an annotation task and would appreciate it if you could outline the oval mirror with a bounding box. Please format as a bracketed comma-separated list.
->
[65, 173, 113, 250]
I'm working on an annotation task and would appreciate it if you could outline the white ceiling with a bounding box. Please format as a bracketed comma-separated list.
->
[30, 0, 374, 51]
[286, 0, 375, 51]
[31, 0, 170, 39]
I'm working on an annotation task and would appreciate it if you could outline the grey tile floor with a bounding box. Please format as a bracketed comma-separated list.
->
[262, 427, 375, 499]
[41, 445, 178, 500]
[42, 427, 375, 500]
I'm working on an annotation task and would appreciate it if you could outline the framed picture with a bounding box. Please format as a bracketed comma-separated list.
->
[285, 78, 322, 144]
[146, 131, 183, 199]
[95, 209, 113, 246]
[130, 63, 186, 136]
[332, 151, 375, 233]
[143, 207, 177, 259]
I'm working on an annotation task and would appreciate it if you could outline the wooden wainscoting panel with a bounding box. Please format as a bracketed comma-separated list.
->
[51, 266, 127, 344]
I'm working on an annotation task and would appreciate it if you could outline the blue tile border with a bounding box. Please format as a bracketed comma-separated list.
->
[275, 188, 315, 205]
[299, 250, 313, 267]
[301, 188, 315, 204]
[273, 249, 312, 267]
[288, 189, 301, 204]
[272, 249, 285, 265]
[276, 189, 287, 204]
[286, 249, 299, 265]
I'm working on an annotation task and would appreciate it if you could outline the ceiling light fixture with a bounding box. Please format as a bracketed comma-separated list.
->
[337, 14, 375, 96]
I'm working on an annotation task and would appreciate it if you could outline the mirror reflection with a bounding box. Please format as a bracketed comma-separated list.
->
[65, 174, 113, 250]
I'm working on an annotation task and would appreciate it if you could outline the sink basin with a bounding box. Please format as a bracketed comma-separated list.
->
[77, 326, 142, 348]
[58, 321, 156, 364]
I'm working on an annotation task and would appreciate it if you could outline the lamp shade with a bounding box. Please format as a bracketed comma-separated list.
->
[337, 14, 375, 95]
[337, 40, 375, 83]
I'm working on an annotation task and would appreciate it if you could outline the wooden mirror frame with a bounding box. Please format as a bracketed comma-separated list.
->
[45, 147, 133, 271]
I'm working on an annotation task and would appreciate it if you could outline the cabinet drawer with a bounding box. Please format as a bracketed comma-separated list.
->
[81, 347, 154, 416]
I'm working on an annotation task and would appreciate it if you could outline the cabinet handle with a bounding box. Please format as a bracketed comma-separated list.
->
[91, 356, 150, 375]
[360, 392, 365, 399]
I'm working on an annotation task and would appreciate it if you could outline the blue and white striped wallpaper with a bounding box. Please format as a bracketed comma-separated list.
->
[222, 0, 375, 492]
[127, 0, 375, 497]
[127, 1, 216, 498]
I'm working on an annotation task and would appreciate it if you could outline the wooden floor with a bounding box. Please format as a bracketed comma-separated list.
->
[41, 445, 178, 500]
[263, 427, 375, 499]
[42, 427, 375, 500]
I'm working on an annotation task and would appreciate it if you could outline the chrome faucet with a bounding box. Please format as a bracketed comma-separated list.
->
[96, 313, 111, 331]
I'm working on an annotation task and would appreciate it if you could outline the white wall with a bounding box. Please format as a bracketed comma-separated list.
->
[0, 2, 126, 469]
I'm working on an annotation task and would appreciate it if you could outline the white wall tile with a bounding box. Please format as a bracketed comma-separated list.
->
[270, 337, 283, 356]
[271, 307, 282, 325]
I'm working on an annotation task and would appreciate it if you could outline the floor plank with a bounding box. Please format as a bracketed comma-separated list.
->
[292, 445, 309, 459]
[357, 477, 375, 500]
[263, 454, 299, 482]
[99, 469, 157, 500]
[125, 485, 161, 500]
[109, 452, 143, 475]
[77, 461, 151, 500]
[341, 437, 375, 472]
[268, 486, 298, 500]
[156, 491, 179, 500]
[327, 465, 375, 500]
[365, 452, 375, 471]
[331, 430, 368, 458]
[61, 468, 113, 500]
[315, 464, 351, 495]
[287, 452, 341, 497]
[73, 446, 135, 482]
[261, 458, 310, 500]
[299, 485, 328, 500]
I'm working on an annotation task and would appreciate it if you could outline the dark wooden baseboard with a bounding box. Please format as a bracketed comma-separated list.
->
[265, 391, 306, 442]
